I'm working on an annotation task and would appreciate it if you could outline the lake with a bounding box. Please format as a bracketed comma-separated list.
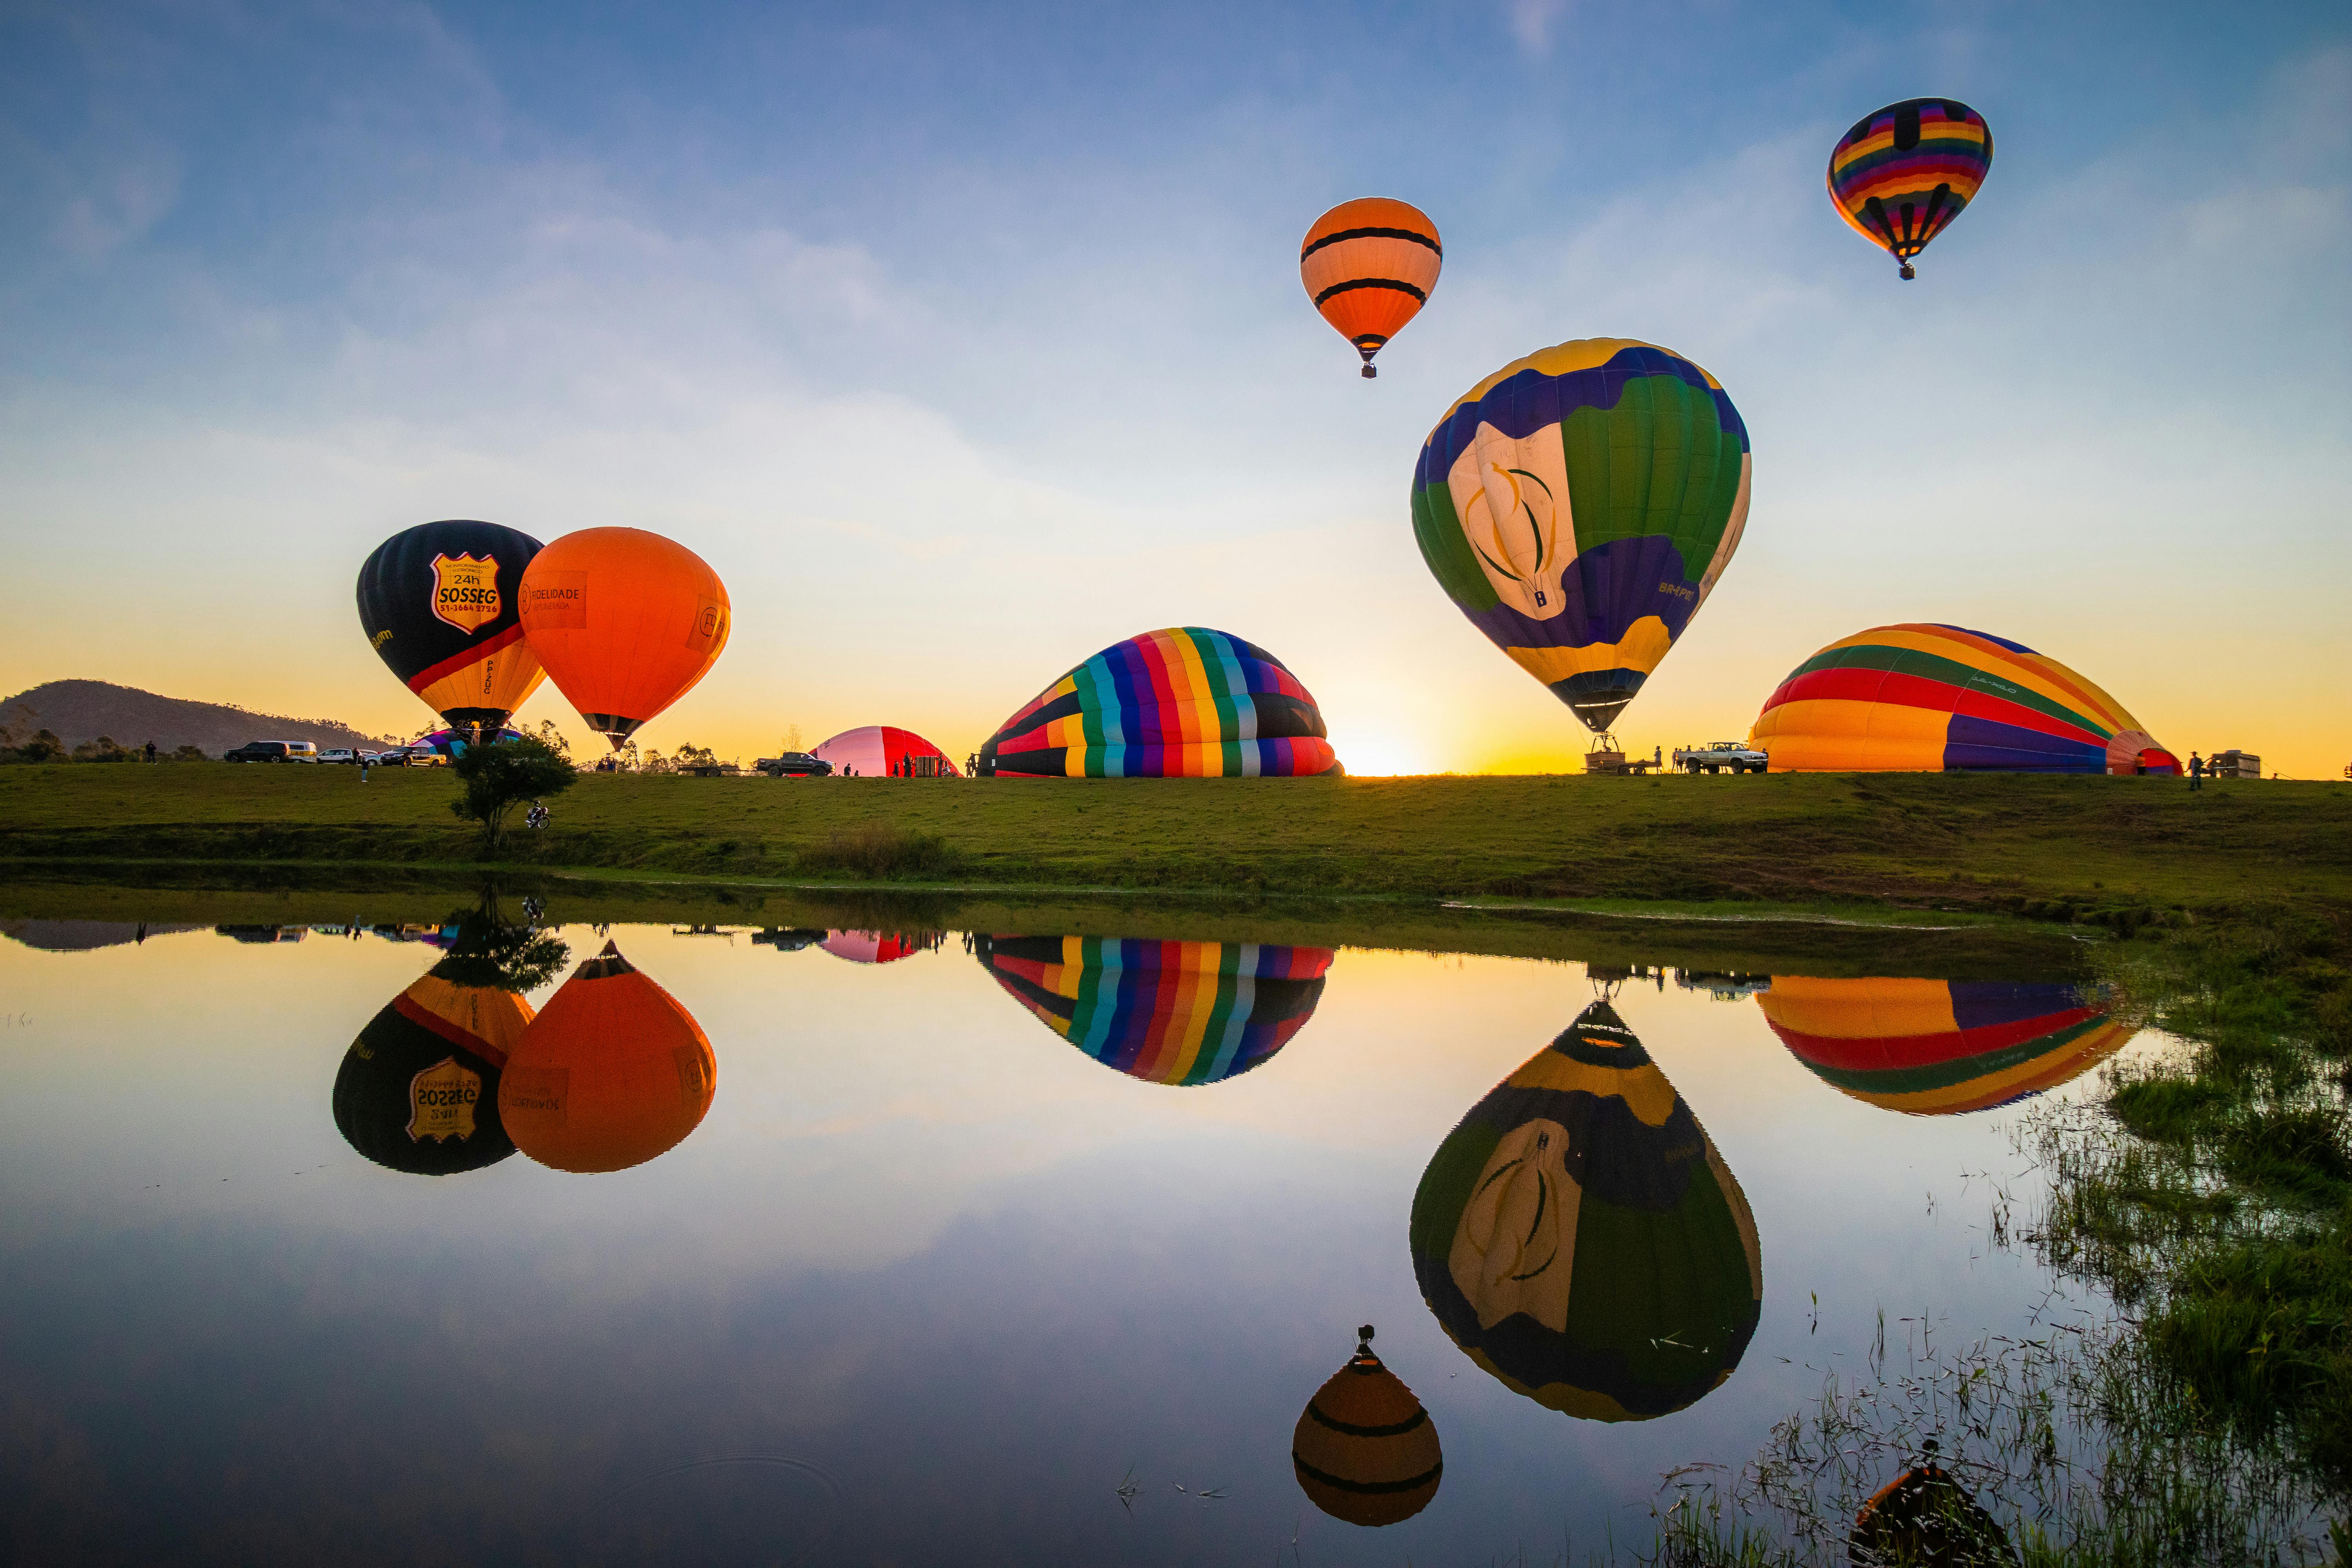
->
[0, 900, 2143, 1565]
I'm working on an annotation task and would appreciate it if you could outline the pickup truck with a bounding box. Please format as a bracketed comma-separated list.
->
[1672, 741, 1769, 774]
[754, 753, 834, 778]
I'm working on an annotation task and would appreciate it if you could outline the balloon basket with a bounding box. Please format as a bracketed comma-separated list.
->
[1899, 262, 1916, 280]
[1361, 365, 1377, 379]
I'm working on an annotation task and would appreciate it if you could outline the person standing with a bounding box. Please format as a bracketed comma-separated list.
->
[2188, 751, 2205, 791]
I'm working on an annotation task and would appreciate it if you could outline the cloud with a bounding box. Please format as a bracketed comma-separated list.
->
[1505, 0, 1571, 58]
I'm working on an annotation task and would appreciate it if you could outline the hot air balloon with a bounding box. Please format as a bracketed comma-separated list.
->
[1758, 976, 2134, 1116]
[1408, 999, 1762, 1421]
[976, 933, 1332, 1086]
[332, 968, 533, 1176]
[1852, 1442, 2017, 1564]
[517, 528, 730, 748]
[357, 520, 547, 736]
[819, 929, 942, 964]
[1292, 1325, 1443, 1527]
[1301, 198, 1442, 379]
[1748, 624, 2178, 775]
[1827, 99, 1993, 280]
[811, 726, 960, 779]
[978, 627, 1341, 778]
[497, 942, 715, 1174]
[1412, 340, 1751, 738]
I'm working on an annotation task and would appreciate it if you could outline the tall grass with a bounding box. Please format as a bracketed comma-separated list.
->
[791, 822, 964, 881]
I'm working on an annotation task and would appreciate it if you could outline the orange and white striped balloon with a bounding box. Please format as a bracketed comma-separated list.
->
[1299, 198, 1442, 378]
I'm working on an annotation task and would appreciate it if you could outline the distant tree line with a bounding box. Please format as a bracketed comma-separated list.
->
[0, 725, 206, 764]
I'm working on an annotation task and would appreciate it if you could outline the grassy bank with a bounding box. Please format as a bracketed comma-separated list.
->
[4, 766, 2347, 919]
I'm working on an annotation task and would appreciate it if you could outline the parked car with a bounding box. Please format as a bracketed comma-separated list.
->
[1672, 741, 1770, 775]
[223, 741, 293, 763]
[388, 746, 448, 767]
[318, 748, 358, 764]
[754, 752, 834, 778]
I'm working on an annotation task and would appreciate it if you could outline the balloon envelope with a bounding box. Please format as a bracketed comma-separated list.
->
[1828, 98, 1993, 278]
[1292, 1334, 1443, 1526]
[517, 528, 730, 746]
[1413, 340, 1751, 734]
[356, 520, 547, 733]
[980, 627, 1341, 777]
[1759, 976, 2134, 1116]
[1749, 624, 2177, 775]
[1300, 197, 1442, 377]
[819, 930, 942, 964]
[812, 725, 959, 779]
[1409, 1000, 1762, 1421]
[332, 971, 532, 1176]
[976, 934, 1332, 1085]
[497, 942, 715, 1173]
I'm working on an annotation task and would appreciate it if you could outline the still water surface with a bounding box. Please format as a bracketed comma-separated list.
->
[0, 912, 2138, 1565]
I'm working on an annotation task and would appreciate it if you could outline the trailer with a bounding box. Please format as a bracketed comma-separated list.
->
[1584, 744, 1662, 776]
[2211, 750, 2262, 780]
[1672, 741, 1769, 774]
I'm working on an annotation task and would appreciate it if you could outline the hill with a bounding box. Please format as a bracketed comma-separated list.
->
[0, 680, 396, 758]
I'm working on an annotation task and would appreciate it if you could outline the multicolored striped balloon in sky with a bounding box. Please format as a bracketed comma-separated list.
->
[1300, 198, 1441, 378]
[1828, 98, 1993, 279]
[1413, 339, 1751, 736]
[1759, 976, 2136, 1116]
[1749, 624, 2178, 775]
[1409, 1000, 1762, 1423]
[976, 934, 1333, 1087]
[979, 627, 1341, 777]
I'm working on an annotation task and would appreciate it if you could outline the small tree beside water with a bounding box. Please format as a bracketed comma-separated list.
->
[448, 735, 576, 853]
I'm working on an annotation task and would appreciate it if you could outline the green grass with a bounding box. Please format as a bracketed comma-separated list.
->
[5, 765, 2348, 916]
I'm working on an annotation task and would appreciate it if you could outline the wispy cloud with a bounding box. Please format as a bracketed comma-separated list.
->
[1505, 0, 1571, 59]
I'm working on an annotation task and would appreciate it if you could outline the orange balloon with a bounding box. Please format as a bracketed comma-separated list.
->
[518, 527, 730, 747]
[496, 942, 716, 1174]
[1300, 198, 1442, 378]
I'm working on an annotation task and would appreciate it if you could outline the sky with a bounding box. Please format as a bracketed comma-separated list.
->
[1, 0, 2346, 777]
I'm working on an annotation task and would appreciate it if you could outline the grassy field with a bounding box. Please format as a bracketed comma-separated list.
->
[3, 763, 2348, 917]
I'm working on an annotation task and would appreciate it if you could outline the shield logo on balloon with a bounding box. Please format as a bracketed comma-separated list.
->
[428, 553, 503, 634]
[406, 1055, 483, 1143]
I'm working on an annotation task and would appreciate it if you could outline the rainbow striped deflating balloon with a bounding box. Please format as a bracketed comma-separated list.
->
[976, 935, 1333, 1086]
[1750, 624, 2178, 775]
[1412, 340, 1751, 736]
[978, 627, 1341, 778]
[1827, 98, 1993, 279]
[1759, 977, 2136, 1116]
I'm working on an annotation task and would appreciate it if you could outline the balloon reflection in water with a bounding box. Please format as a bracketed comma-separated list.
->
[1759, 977, 2135, 1116]
[334, 970, 534, 1176]
[1292, 1325, 1442, 1526]
[497, 942, 716, 1174]
[1410, 1000, 1762, 1421]
[975, 935, 1333, 1086]
[819, 930, 945, 964]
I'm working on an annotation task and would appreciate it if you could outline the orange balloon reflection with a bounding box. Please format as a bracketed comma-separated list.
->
[497, 942, 716, 1173]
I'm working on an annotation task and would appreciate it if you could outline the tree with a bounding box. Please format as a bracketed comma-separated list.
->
[447, 735, 577, 853]
[781, 724, 802, 753]
[534, 719, 572, 760]
[2, 729, 65, 764]
[171, 745, 209, 763]
[430, 890, 569, 990]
